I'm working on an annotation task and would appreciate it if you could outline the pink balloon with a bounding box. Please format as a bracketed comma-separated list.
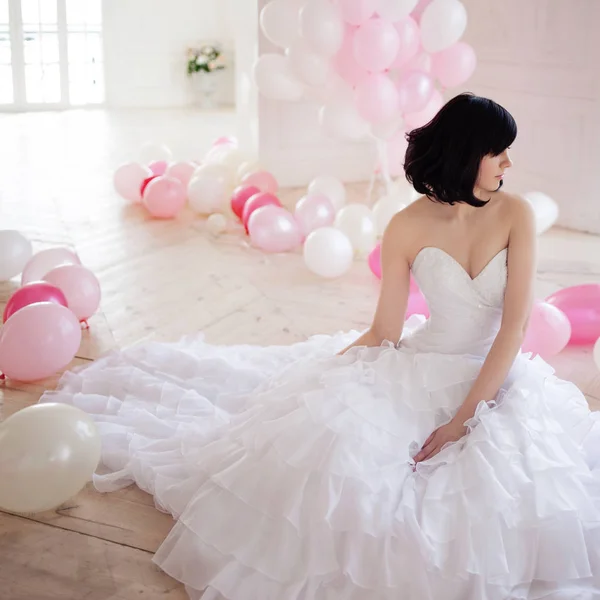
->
[294, 193, 336, 236]
[242, 170, 279, 194]
[521, 301, 571, 358]
[142, 176, 186, 219]
[339, 0, 377, 25]
[355, 73, 400, 123]
[212, 135, 238, 147]
[410, 0, 433, 21]
[242, 192, 282, 231]
[353, 17, 400, 72]
[231, 185, 261, 220]
[546, 284, 600, 346]
[400, 51, 433, 74]
[392, 17, 420, 69]
[3, 282, 68, 323]
[397, 69, 435, 113]
[368, 243, 419, 292]
[21, 247, 81, 286]
[114, 162, 153, 203]
[334, 24, 369, 87]
[165, 161, 196, 187]
[248, 206, 302, 253]
[406, 291, 429, 318]
[149, 160, 168, 176]
[404, 88, 444, 129]
[0, 302, 82, 382]
[431, 42, 477, 88]
[43, 264, 101, 322]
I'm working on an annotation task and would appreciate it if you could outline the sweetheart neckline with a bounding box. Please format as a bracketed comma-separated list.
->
[411, 246, 508, 282]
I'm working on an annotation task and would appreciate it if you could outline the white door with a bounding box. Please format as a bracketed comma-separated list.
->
[1, 0, 104, 111]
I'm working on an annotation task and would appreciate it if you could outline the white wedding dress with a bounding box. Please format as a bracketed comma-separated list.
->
[41, 247, 600, 600]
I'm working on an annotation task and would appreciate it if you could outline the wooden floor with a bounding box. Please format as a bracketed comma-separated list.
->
[1, 108, 600, 599]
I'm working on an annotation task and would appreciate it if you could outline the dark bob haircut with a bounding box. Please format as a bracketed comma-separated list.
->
[404, 93, 517, 207]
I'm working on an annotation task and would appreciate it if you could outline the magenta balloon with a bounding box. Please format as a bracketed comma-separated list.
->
[0, 302, 82, 382]
[43, 264, 101, 322]
[521, 301, 571, 358]
[248, 206, 302, 253]
[231, 185, 261, 220]
[353, 17, 400, 72]
[3, 282, 68, 323]
[546, 284, 600, 346]
[369, 242, 420, 292]
[294, 193, 336, 236]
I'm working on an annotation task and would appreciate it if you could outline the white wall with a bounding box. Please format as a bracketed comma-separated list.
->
[459, 0, 600, 234]
[102, 0, 235, 108]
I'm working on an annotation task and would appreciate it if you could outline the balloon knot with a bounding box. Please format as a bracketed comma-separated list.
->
[81, 320, 90, 330]
[0, 372, 5, 381]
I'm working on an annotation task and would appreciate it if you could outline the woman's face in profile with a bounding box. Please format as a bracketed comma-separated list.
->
[477, 148, 513, 193]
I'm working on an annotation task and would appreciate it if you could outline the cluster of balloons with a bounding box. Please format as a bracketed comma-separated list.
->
[0, 402, 101, 514]
[255, 0, 476, 177]
[0, 231, 101, 382]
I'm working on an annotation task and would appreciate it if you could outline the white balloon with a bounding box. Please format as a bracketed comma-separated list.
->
[253, 53, 305, 101]
[388, 178, 420, 204]
[188, 164, 234, 215]
[319, 94, 370, 141]
[420, 0, 467, 53]
[308, 176, 347, 211]
[139, 142, 173, 163]
[300, 0, 345, 58]
[260, 0, 302, 48]
[0, 403, 101, 514]
[237, 160, 262, 183]
[206, 213, 228, 236]
[205, 146, 249, 173]
[0, 231, 33, 281]
[524, 191, 559, 235]
[287, 38, 331, 88]
[370, 115, 405, 140]
[334, 204, 377, 256]
[21, 247, 81, 286]
[304, 227, 354, 278]
[372, 194, 407, 235]
[375, 0, 418, 21]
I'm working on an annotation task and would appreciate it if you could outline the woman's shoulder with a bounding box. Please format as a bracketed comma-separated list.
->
[490, 190, 535, 223]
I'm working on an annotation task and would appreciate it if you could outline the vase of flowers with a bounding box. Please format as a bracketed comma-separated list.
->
[187, 44, 226, 109]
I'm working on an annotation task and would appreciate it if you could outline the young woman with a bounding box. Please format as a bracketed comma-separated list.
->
[44, 93, 600, 599]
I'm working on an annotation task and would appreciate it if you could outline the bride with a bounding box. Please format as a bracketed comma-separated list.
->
[43, 93, 600, 600]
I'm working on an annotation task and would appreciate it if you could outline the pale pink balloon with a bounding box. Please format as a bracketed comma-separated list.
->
[248, 206, 302, 253]
[397, 69, 434, 113]
[242, 170, 279, 194]
[294, 193, 336, 236]
[21, 247, 81, 286]
[546, 284, 600, 346]
[114, 162, 153, 203]
[353, 17, 400, 72]
[149, 160, 168, 176]
[334, 24, 369, 87]
[406, 291, 429, 318]
[339, 0, 377, 25]
[355, 73, 400, 123]
[392, 17, 420, 69]
[379, 130, 409, 177]
[521, 301, 571, 358]
[242, 192, 282, 231]
[0, 302, 82, 382]
[431, 41, 477, 88]
[212, 135, 238, 147]
[43, 264, 101, 322]
[411, 0, 433, 21]
[404, 88, 444, 129]
[401, 50, 433, 74]
[165, 161, 196, 187]
[142, 176, 187, 219]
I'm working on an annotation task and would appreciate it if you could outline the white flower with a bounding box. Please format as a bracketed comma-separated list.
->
[196, 55, 208, 65]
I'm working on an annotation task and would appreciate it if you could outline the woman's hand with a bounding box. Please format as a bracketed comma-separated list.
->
[414, 419, 468, 463]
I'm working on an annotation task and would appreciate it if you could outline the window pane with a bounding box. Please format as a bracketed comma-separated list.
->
[39, 0, 57, 25]
[0, 64, 13, 103]
[69, 61, 103, 105]
[21, 0, 39, 27]
[85, 32, 101, 63]
[41, 33, 59, 63]
[0, 0, 8, 24]
[68, 32, 85, 63]
[66, 0, 101, 27]
[0, 34, 10, 64]
[23, 32, 40, 64]
[25, 63, 60, 103]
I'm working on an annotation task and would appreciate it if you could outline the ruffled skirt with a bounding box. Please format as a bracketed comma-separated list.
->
[41, 318, 600, 600]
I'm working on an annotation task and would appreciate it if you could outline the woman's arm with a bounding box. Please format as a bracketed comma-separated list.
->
[338, 212, 412, 355]
[415, 197, 537, 462]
